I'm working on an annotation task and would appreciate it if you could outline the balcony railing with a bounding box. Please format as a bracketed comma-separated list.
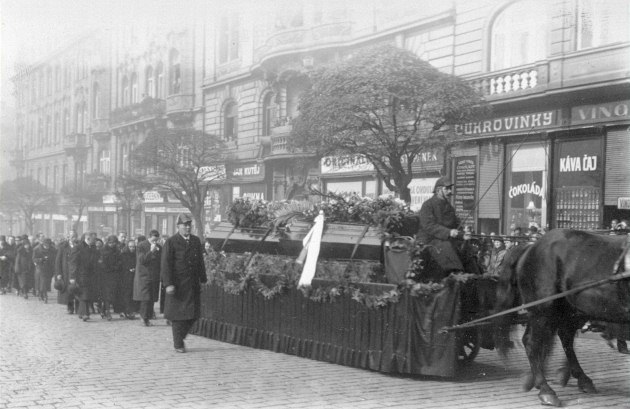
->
[254, 21, 353, 64]
[110, 97, 166, 127]
[271, 135, 289, 154]
[467, 62, 549, 98]
[166, 94, 194, 115]
[63, 133, 89, 158]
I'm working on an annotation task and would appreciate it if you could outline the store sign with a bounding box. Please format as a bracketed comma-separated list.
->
[555, 138, 602, 188]
[453, 156, 477, 222]
[618, 197, 630, 210]
[321, 155, 374, 174]
[455, 111, 557, 136]
[143, 191, 163, 203]
[199, 165, 226, 182]
[559, 155, 598, 173]
[102, 194, 118, 204]
[231, 164, 261, 177]
[572, 100, 630, 125]
[508, 181, 545, 199]
[382, 178, 438, 211]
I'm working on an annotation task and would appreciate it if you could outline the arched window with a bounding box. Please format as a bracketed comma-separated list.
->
[156, 63, 164, 99]
[131, 73, 139, 103]
[490, 0, 550, 71]
[99, 149, 111, 174]
[92, 82, 100, 119]
[128, 142, 136, 172]
[224, 101, 238, 141]
[286, 76, 309, 119]
[145, 66, 155, 98]
[577, 0, 630, 49]
[121, 76, 130, 106]
[262, 93, 276, 137]
[169, 49, 181, 94]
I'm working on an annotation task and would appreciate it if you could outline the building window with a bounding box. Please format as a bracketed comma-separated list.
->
[92, 82, 100, 119]
[62, 164, 67, 188]
[63, 109, 70, 137]
[577, 0, 630, 50]
[262, 93, 276, 136]
[54, 113, 60, 143]
[122, 76, 130, 106]
[131, 73, 139, 103]
[490, 0, 550, 71]
[219, 14, 239, 64]
[145, 66, 154, 98]
[76, 104, 83, 133]
[224, 101, 238, 141]
[286, 77, 308, 119]
[54, 66, 60, 92]
[38, 119, 43, 147]
[46, 68, 52, 96]
[177, 144, 192, 167]
[169, 49, 181, 94]
[53, 166, 58, 192]
[121, 144, 128, 173]
[46, 115, 52, 145]
[156, 63, 164, 99]
[99, 150, 111, 174]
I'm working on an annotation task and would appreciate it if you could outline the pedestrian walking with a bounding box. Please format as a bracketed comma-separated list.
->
[7, 236, 19, 295]
[99, 235, 123, 320]
[161, 214, 207, 352]
[56, 231, 79, 314]
[69, 232, 99, 321]
[32, 238, 56, 303]
[120, 239, 139, 319]
[15, 235, 34, 299]
[134, 230, 162, 326]
[0, 236, 13, 294]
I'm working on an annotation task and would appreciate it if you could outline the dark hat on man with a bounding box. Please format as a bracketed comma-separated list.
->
[21, 234, 29, 241]
[42, 238, 53, 246]
[434, 176, 454, 190]
[176, 213, 193, 225]
[106, 234, 119, 244]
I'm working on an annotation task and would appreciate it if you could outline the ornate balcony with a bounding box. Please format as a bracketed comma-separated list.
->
[109, 97, 165, 128]
[467, 62, 549, 99]
[63, 133, 89, 158]
[254, 22, 353, 65]
[166, 94, 194, 114]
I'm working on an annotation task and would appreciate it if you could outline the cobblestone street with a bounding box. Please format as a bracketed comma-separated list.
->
[1, 291, 629, 409]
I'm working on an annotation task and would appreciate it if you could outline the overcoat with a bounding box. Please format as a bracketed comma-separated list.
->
[119, 247, 138, 312]
[160, 233, 207, 321]
[99, 245, 122, 303]
[134, 240, 161, 302]
[55, 240, 74, 304]
[417, 195, 465, 273]
[33, 244, 57, 293]
[69, 241, 98, 301]
[0, 243, 14, 289]
[15, 245, 34, 290]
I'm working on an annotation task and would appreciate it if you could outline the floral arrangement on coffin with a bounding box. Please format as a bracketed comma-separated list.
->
[226, 193, 416, 237]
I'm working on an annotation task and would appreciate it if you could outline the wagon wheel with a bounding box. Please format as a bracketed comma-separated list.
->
[457, 327, 481, 364]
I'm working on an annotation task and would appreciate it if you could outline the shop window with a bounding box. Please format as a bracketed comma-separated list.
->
[169, 49, 181, 94]
[224, 101, 238, 141]
[577, 0, 630, 50]
[504, 145, 547, 233]
[145, 66, 155, 98]
[490, 0, 550, 71]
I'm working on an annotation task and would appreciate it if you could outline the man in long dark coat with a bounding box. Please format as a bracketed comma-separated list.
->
[56, 231, 78, 313]
[33, 238, 56, 303]
[161, 214, 207, 353]
[69, 232, 98, 321]
[134, 230, 162, 326]
[0, 236, 13, 295]
[418, 177, 472, 281]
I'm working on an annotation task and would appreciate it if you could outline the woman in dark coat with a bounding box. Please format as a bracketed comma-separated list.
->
[134, 231, 161, 326]
[32, 238, 57, 303]
[0, 236, 13, 294]
[99, 235, 122, 321]
[15, 237, 34, 299]
[69, 232, 98, 321]
[56, 235, 78, 313]
[120, 239, 139, 319]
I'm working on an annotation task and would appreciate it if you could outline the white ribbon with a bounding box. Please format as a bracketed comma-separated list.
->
[297, 211, 325, 288]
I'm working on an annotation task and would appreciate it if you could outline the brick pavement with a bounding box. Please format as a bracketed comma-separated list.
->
[0, 291, 628, 409]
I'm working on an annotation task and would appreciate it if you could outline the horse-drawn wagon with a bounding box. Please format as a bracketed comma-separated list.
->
[193, 215, 498, 378]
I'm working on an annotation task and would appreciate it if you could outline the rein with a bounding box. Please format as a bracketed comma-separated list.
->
[440, 268, 630, 333]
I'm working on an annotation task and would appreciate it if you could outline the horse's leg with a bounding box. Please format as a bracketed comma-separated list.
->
[557, 319, 597, 393]
[522, 315, 562, 407]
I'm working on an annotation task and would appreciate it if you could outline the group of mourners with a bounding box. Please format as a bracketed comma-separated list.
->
[0, 229, 164, 327]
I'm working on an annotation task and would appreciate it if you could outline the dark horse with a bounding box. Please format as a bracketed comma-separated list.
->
[495, 229, 630, 406]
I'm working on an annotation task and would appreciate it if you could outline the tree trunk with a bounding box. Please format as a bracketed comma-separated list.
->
[192, 206, 205, 238]
[400, 186, 412, 204]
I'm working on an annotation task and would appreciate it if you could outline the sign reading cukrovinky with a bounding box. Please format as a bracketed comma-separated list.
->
[455, 110, 559, 136]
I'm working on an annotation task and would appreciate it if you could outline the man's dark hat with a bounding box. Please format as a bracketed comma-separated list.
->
[21, 234, 29, 241]
[43, 238, 53, 245]
[434, 176, 454, 190]
[176, 213, 193, 225]
[68, 281, 80, 297]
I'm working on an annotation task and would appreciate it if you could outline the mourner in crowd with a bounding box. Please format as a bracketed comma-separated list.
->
[0, 236, 13, 294]
[417, 176, 477, 280]
[120, 238, 139, 319]
[99, 235, 123, 321]
[15, 235, 34, 299]
[69, 232, 99, 322]
[32, 238, 57, 303]
[485, 233, 507, 277]
[56, 230, 78, 314]
[117, 231, 128, 252]
[134, 230, 162, 327]
[161, 213, 207, 353]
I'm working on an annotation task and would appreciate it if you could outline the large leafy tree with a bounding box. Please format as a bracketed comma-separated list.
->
[130, 128, 227, 235]
[291, 44, 487, 202]
[0, 177, 57, 234]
